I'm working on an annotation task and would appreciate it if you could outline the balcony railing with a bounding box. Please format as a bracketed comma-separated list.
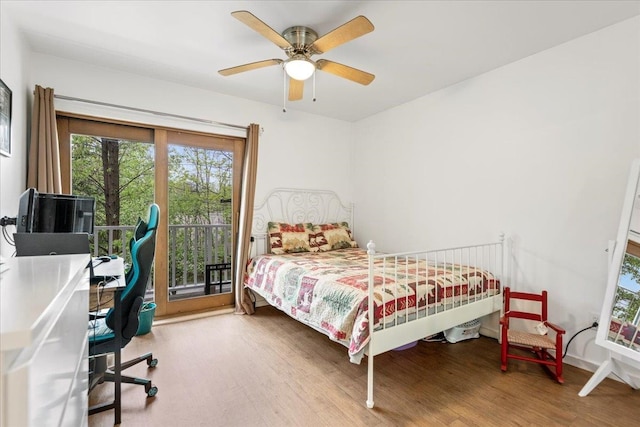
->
[92, 224, 232, 299]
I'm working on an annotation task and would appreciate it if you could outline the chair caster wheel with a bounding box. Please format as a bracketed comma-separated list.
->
[147, 386, 158, 397]
[148, 358, 158, 368]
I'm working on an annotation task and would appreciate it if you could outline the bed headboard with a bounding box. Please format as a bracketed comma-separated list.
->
[251, 188, 353, 256]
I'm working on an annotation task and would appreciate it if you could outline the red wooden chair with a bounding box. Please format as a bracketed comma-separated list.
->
[500, 287, 565, 383]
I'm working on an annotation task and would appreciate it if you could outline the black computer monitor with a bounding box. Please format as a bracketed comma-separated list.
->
[16, 187, 37, 233]
[16, 188, 95, 234]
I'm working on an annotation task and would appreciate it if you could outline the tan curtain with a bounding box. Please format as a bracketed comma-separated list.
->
[27, 85, 62, 193]
[234, 123, 260, 314]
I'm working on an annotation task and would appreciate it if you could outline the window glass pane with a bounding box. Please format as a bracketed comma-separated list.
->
[167, 144, 233, 300]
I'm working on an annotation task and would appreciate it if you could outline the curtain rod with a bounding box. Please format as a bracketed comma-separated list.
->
[53, 94, 249, 131]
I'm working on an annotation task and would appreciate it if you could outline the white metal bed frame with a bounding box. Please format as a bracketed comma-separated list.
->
[250, 188, 504, 408]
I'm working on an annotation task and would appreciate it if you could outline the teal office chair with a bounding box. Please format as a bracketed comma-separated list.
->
[88, 203, 160, 418]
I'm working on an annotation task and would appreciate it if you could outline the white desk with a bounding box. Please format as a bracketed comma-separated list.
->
[0, 254, 90, 427]
[92, 256, 125, 281]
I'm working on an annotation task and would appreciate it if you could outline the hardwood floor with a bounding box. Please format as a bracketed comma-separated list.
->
[88, 306, 639, 426]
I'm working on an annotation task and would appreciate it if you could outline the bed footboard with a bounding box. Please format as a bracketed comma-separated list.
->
[365, 235, 505, 408]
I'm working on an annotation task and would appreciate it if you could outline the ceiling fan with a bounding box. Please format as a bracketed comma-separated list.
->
[218, 10, 375, 103]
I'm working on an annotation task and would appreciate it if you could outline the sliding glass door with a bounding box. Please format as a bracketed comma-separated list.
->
[58, 115, 245, 316]
[154, 130, 243, 315]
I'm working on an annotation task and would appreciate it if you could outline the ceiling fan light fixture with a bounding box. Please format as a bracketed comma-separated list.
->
[221, 11, 376, 102]
[284, 56, 315, 81]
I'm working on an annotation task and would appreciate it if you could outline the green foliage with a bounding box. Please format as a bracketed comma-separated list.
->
[72, 137, 233, 227]
[72, 136, 154, 225]
[168, 146, 232, 226]
[167, 145, 232, 285]
[621, 253, 640, 280]
[614, 254, 640, 322]
[72, 135, 234, 288]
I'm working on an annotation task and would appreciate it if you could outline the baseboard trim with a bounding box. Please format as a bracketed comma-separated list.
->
[154, 307, 234, 326]
[564, 355, 602, 374]
[479, 326, 499, 340]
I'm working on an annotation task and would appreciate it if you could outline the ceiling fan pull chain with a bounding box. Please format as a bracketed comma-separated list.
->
[283, 69, 287, 113]
[313, 71, 317, 102]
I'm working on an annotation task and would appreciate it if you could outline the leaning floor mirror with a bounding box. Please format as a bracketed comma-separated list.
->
[580, 159, 640, 396]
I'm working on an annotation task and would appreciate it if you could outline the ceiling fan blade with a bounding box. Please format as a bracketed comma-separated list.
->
[231, 10, 292, 50]
[288, 78, 304, 101]
[316, 59, 375, 85]
[218, 59, 283, 76]
[310, 16, 374, 54]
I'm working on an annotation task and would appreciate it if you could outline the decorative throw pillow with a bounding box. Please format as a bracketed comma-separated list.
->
[267, 222, 313, 254]
[310, 222, 358, 251]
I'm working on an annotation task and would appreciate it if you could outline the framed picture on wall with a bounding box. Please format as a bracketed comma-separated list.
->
[0, 79, 12, 157]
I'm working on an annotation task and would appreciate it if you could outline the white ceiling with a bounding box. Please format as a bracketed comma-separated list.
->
[3, 1, 640, 122]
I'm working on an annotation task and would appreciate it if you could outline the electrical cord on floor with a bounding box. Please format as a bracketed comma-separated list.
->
[563, 321, 599, 359]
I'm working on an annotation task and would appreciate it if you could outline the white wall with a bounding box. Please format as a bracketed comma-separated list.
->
[0, 10, 30, 257]
[353, 17, 640, 368]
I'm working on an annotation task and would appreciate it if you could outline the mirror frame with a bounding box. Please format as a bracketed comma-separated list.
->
[595, 158, 640, 360]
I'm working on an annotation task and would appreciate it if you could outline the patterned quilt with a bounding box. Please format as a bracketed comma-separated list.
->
[245, 248, 499, 362]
